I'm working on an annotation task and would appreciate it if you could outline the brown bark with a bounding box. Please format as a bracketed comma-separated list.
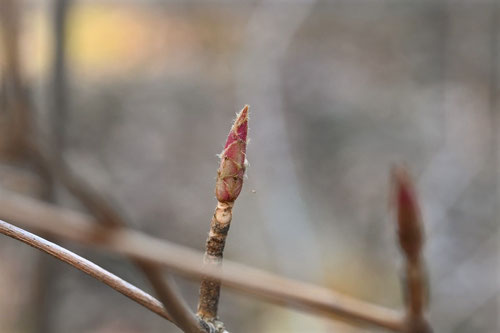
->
[197, 202, 233, 322]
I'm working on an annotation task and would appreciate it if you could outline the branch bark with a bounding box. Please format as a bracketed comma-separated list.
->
[0, 189, 405, 332]
[198, 202, 233, 323]
[0, 219, 175, 325]
[136, 262, 209, 333]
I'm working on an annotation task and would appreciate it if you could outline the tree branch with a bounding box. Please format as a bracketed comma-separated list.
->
[136, 261, 209, 333]
[23, 137, 204, 333]
[0, 219, 176, 325]
[0, 189, 405, 332]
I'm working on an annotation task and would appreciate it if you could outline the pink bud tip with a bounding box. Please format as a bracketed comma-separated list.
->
[391, 166, 423, 260]
[215, 105, 249, 202]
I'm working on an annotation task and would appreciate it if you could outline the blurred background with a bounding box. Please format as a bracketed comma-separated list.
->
[0, 0, 498, 332]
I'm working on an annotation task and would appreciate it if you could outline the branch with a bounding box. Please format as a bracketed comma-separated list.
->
[392, 167, 432, 333]
[136, 262, 209, 333]
[198, 106, 248, 324]
[0, 189, 405, 332]
[0, 219, 174, 325]
[23, 139, 204, 333]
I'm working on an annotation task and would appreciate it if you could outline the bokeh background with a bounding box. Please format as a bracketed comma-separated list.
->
[0, 0, 499, 332]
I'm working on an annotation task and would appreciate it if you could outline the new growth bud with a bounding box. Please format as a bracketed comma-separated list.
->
[198, 106, 249, 322]
[215, 105, 249, 203]
[392, 167, 423, 262]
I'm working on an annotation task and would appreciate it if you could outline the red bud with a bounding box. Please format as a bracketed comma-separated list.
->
[215, 106, 249, 202]
[392, 167, 423, 262]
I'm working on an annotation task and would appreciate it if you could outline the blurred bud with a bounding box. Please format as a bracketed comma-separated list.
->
[215, 105, 248, 202]
[392, 166, 423, 262]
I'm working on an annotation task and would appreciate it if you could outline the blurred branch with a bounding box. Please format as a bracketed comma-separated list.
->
[0, 219, 175, 324]
[0, 0, 33, 161]
[137, 262, 210, 333]
[0, 0, 21, 87]
[51, 0, 70, 156]
[0, 188, 405, 332]
[392, 167, 432, 333]
[22, 134, 204, 333]
[1, 217, 206, 332]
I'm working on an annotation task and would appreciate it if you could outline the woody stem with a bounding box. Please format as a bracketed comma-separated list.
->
[197, 201, 233, 322]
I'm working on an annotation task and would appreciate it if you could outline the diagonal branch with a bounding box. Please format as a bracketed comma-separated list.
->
[0, 219, 175, 325]
[0, 189, 405, 332]
[23, 143, 204, 333]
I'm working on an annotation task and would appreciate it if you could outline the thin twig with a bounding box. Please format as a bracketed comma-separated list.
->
[23, 143, 204, 333]
[0, 189, 405, 332]
[136, 262, 209, 333]
[198, 201, 233, 328]
[0, 219, 175, 324]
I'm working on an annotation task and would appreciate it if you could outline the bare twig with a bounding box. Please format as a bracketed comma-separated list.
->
[0, 189, 405, 332]
[198, 106, 248, 324]
[57, 164, 205, 333]
[0, 219, 175, 324]
[136, 262, 209, 333]
[22, 141, 204, 333]
[392, 167, 432, 333]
